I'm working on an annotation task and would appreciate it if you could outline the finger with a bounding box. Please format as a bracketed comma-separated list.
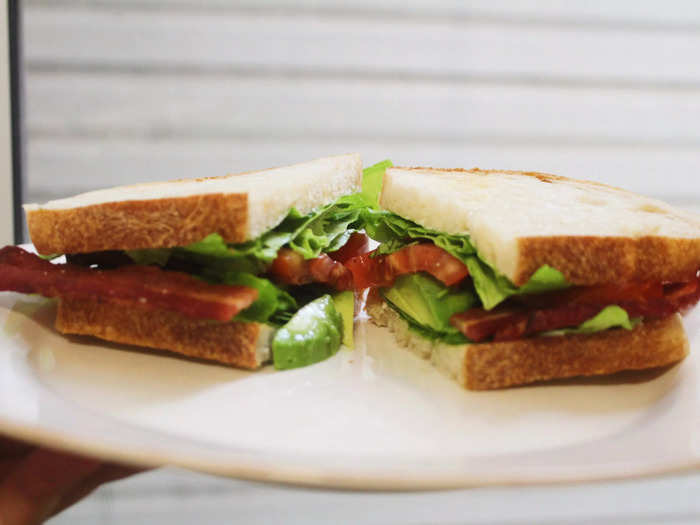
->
[0, 438, 35, 482]
[0, 457, 24, 481]
[0, 436, 33, 458]
[51, 463, 146, 518]
[0, 448, 101, 525]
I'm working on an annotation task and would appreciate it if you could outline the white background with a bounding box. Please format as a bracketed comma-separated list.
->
[17, 1, 700, 523]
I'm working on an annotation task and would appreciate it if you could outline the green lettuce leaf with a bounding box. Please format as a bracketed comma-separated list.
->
[361, 160, 393, 208]
[362, 210, 569, 309]
[284, 193, 368, 258]
[126, 249, 171, 266]
[463, 257, 517, 310]
[466, 261, 569, 310]
[363, 209, 477, 261]
[543, 305, 639, 336]
[173, 232, 285, 275]
[215, 271, 297, 325]
[518, 265, 570, 294]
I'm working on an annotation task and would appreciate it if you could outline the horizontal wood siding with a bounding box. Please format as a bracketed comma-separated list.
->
[25, 7, 700, 83]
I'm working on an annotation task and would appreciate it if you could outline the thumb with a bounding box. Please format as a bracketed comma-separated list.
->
[0, 448, 101, 525]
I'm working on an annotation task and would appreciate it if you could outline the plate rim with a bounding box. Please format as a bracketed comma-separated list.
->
[2, 411, 700, 491]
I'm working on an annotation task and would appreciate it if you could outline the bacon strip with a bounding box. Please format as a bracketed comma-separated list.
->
[451, 274, 700, 342]
[0, 246, 258, 322]
[451, 304, 602, 342]
[269, 248, 353, 291]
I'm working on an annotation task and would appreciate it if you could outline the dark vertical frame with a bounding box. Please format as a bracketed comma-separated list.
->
[8, 0, 22, 243]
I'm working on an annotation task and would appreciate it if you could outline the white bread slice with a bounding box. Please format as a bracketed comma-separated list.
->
[367, 299, 689, 390]
[56, 298, 274, 369]
[25, 154, 361, 255]
[380, 168, 700, 286]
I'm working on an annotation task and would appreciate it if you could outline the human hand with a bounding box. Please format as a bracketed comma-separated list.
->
[0, 436, 142, 525]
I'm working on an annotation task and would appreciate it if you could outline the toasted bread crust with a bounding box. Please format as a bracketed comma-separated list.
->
[464, 315, 688, 390]
[394, 166, 618, 191]
[26, 154, 362, 255]
[27, 194, 248, 255]
[367, 300, 689, 390]
[514, 235, 700, 286]
[55, 297, 269, 369]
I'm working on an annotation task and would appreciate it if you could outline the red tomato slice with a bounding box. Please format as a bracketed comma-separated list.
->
[346, 243, 469, 289]
[327, 232, 370, 264]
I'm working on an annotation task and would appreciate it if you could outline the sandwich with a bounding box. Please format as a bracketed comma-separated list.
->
[348, 166, 700, 390]
[0, 154, 371, 370]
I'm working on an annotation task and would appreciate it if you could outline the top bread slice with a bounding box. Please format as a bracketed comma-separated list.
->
[25, 153, 362, 255]
[380, 167, 700, 286]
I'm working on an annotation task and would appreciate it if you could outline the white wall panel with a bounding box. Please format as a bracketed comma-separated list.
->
[25, 0, 700, 27]
[24, 7, 700, 83]
[27, 137, 698, 204]
[26, 72, 700, 145]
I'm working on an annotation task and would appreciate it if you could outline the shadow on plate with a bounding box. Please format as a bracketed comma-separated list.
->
[5, 298, 261, 407]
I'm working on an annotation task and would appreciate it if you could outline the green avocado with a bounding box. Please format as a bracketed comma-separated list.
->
[382, 273, 477, 335]
[332, 291, 355, 348]
[272, 295, 343, 370]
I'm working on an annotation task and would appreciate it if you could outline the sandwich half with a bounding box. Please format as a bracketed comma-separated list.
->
[349, 167, 700, 390]
[0, 154, 369, 370]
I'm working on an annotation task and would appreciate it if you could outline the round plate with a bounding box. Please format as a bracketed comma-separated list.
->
[0, 292, 699, 490]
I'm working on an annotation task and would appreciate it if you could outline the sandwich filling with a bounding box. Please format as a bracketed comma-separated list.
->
[0, 164, 392, 369]
[348, 168, 700, 345]
[121, 192, 371, 328]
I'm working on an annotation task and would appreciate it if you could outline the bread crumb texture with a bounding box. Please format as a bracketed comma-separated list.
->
[56, 297, 268, 369]
[28, 194, 248, 254]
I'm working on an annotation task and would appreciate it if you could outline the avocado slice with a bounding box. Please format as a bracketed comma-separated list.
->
[382, 273, 477, 335]
[272, 295, 343, 370]
[332, 291, 354, 348]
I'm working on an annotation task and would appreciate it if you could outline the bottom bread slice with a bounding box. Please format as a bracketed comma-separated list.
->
[56, 298, 274, 369]
[367, 300, 689, 390]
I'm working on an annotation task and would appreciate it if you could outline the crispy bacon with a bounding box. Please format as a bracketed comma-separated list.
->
[346, 243, 469, 289]
[518, 278, 700, 319]
[451, 273, 700, 342]
[0, 246, 258, 321]
[269, 249, 353, 291]
[309, 255, 354, 290]
[267, 233, 369, 291]
[450, 307, 528, 342]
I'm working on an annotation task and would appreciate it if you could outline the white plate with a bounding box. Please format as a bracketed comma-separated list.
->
[0, 291, 699, 490]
